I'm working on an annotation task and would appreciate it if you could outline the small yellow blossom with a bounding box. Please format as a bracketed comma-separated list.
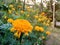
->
[8, 10, 12, 14]
[4, 16, 7, 19]
[39, 27, 44, 32]
[14, 31, 21, 38]
[35, 26, 40, 31]
[20, 10, 24, 14]
[26, 14, 30, 17]
[46, 31, 51, 35]
[18, 5, 22, 8]
[38, 18, 42, 22]
[7, 18, 13, 23]
[34, 15, 38, 19]
[9, 4, 14, 8]
[10, 28, 16, 32]
[42, 36, 45, 39]
[12, 8, 15, 11]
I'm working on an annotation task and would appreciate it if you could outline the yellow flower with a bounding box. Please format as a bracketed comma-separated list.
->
[8, 10, 12, 14]
[18, 5, 22, 8]
[12, 8, 15, 11]
[20, 10, 24, 14]
[46, 23, 49, 26]
[9, 4, 14, 8]
[39, 27, 44, 32]
[41, 12, 45, 15]
[14, 31, 21, 38]
[26, 14, 30, 17]
[7, 18, 13, 23]
[46, 31, 51, 35]
[38, 18, 42, 22]
[4, 16, 7, 19]
[26, 6, 30, 9]
[27, 9, 31, 12]
[35, 26, 40, 31]
[10, 28, 16, 32]
[10, 19, 33, 38]
[34, 15, 38, 19]
[42, 36, 45, 39]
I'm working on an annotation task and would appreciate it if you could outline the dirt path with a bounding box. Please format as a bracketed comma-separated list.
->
[46, 27, 60, 45]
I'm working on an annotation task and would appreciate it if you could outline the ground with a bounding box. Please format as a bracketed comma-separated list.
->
[46, 27, 60, 45]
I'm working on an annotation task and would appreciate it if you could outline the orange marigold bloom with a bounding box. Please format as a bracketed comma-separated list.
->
[10, 19, 33, 38]
[46, 31, 51, 35]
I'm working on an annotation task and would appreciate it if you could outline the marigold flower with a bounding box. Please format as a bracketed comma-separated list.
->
[11, 8, 15, 11]
[39, 27, 44, 32]
[4, 16, 7, 19]
[10, 28, 16, 32]
[35, 26, 44, 32]
[41, 12, 45, 15]
[14, 31, 21, 38]
[8, 10, 12, 14]
[18, 5, 22, 8]
[9, 4, 14, 8]
[20, 10, 24, 14]
[10, 19, 33, 38]
[35, 26, 40, 31]
[46, 31, 51, 35]
[7, 18, 14, 23]
[42, 36, 45, 39]
[26, 14, 30, 17]
[34, 15, 38, 19]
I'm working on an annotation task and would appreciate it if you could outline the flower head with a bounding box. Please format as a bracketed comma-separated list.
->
[10, 19, 33, 38]
[46, 31, 51, 35]
[7, 18, 13, 23]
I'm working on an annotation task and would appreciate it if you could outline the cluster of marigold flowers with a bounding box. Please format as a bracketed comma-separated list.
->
[34, 12, 51, 26]
[7, 18, 33, 38]
[35, 26, 51, 35]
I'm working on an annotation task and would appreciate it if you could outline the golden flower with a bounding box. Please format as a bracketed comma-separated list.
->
[41, 12, 45, 15]
[26, 14, 30, 17]
[8, 10, 12, 14]
[9, 4, 14, 8]
[20, 10, 24, 14]
[10, 27, 16, 32]
[27, 9, 31, 12]
[46, 31, 51, 35]
[39, 27, 44, 32]
[11, 8, 15, 11]
[18, 5, 22, 8]
[14, 31, 21, 38]
[38, 18, 42, 22]
[4, 16, 7, 19]
[7, 18, 14, 23]
[10, 19, 33, 38]
[42, 36, 45, 39]
[46, 23, 49, 26]
[35, 26, 40, 31]
[34, 15, 38, 19]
